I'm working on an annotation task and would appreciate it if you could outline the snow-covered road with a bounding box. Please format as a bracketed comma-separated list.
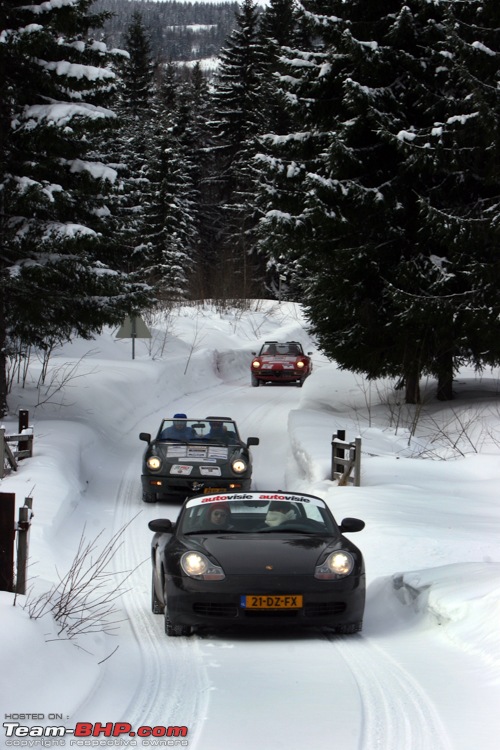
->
[70, 382, 453, 750]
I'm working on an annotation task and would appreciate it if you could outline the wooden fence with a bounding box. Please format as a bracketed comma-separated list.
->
[331, 430, 361, 486]
[0, 410, 33, 479]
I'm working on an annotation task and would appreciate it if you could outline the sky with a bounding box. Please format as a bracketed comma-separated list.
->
[1, 299, 499, 750]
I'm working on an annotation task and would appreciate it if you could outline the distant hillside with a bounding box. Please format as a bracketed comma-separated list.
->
[93, 0, 239, 62]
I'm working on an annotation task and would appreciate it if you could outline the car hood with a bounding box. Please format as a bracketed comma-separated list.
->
[197, 535, 337, 575]
[152, 442, 236, 460]
[259, 355, 298, 364]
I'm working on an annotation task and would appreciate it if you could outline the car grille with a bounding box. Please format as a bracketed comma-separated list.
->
[304, 602, 347, 617]
[243, 609, 299, 619]
[192, 601, 347, 620]
[192, 602, 238, 618]
[261, 370, 296, 377]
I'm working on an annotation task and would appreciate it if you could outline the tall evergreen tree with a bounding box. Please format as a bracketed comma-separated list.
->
[208, 0, 269, 298]
[0, 0, 150, 414]
[139, 64, 196, 301]
[175, 64, 214, 299]
[109, 10, 156, 274]
[257, 0, 500, 403]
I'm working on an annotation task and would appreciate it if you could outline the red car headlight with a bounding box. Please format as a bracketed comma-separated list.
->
[252, 360, 261, 369]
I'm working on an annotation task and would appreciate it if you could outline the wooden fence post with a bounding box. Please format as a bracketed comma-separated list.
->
[354, 437, 362, 487]
[16, 497, 33, 595]
[0, 492, 16, 592]
[18, 410, 29, 453]
[334, 429, 345, 475]
[0, 428, 5, 480]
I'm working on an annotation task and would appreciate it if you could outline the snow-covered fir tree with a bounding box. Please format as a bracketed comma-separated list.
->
[138, 64, 198, 301]
[208, 0, 270, 298]
[108, 10, 156, 274]
[256, 0, 500, 403]
[0, 0, 151, 414]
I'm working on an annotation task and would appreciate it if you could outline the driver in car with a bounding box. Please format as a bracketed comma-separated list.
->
[198, 502, 234, 530]
[160, 413, 197, 441]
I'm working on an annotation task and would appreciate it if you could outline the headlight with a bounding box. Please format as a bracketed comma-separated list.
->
[181, 552, 225, 580]
[296, 360, 305, 369]
[232, 458, 247, 473]
[315, 551, 354, 579]
[147, 456, 161, 470]
[252, 360, 261, 369]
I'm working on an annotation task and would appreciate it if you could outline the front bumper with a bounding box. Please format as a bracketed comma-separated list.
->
[141, 474, 252, 499]
[165, 573, 365, 630]
[254, 369, 308, 382]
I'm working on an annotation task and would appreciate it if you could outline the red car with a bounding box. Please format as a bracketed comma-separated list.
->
[251, 341, 313, 387]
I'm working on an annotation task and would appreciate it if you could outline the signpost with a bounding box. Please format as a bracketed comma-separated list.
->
[116, 315, 151, 359]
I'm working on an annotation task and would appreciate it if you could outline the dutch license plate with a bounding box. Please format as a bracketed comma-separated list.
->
[203, 487, 225, 494]
[240, 594, 303, 610]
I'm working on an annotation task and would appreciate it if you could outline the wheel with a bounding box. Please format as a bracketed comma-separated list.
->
[151, 572, 163, 614]
[336, 621, 363, 635]
[297, 377, 305, 387]
[251, 374, 260, 387]
[142, 491, 156, 503]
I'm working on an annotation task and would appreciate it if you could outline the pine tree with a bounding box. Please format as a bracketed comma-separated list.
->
[109, 10, 156, 274]
[257, 0, 500, 403]
[176, 64, 214, 299]
[0, 0, 151, 414]
[208, 0, 269, 298]
[138, 64, 197, 301]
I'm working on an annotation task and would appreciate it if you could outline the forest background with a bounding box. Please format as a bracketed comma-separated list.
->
[1, 0, 499, 416]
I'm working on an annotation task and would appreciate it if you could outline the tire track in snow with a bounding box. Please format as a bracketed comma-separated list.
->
[117, 469, 211, 744]
[72, 460, 211, 745]
[327, 634, 453, 750]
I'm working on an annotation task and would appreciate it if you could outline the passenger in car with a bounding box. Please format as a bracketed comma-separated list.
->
[265, 502, 298, 527]
[206, 420, 237, 443]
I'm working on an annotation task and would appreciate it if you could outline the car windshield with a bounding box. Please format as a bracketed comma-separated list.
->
[157, 419, 240, 443]
[260, 343, 303, 356]
[180, 495, 337, 536]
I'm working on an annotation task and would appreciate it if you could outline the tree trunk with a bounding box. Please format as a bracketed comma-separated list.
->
[404, 368, 421, 405]
[436, 350, 454, 401]
[0, 288, 8, 417]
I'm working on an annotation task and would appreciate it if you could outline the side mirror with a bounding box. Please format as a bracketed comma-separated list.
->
[339, 517, 365, 533]
[148, 518, 174, 534]
[140, 432, 151, 443]
[247, 437, 260, 447]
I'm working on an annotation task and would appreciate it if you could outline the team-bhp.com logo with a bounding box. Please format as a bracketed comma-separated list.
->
[3, 722, 188, 746]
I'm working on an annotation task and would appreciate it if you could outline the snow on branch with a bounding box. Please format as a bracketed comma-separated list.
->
[36, 59, 116, 82]
[21, 1, 80, 14]
[471, 41, 496, 57]
[62, 158, 118, 183]
[18, 101, 116, 129]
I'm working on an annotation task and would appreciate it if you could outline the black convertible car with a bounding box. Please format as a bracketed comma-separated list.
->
[148, 490, 365, 636]
[139, 416, 259, 503]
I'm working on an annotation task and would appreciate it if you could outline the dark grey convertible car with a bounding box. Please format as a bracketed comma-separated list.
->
[148, 490, 366, 636]
[139, 416, 259, 503]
